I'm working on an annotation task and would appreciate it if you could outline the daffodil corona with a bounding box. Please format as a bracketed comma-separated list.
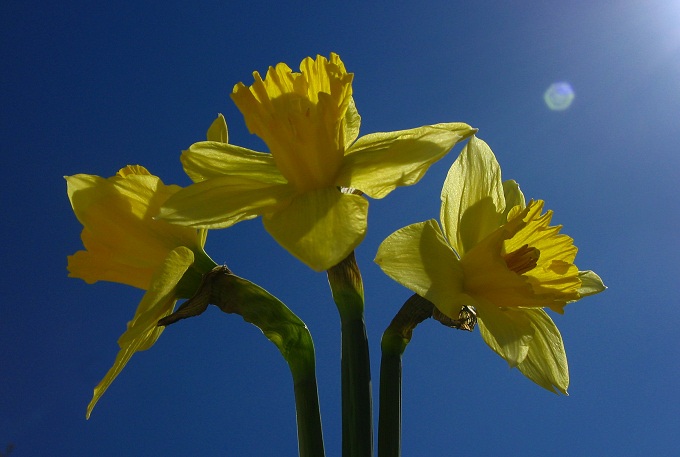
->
[66, 165, 216, 418]
[375, 137, 605, 393]
[159, 53, 476, 271]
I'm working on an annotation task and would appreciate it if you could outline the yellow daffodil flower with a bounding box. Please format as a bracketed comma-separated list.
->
[159, 53, 476, 271]
[375, 137, 605, 393]
[67, 165, 216, 418]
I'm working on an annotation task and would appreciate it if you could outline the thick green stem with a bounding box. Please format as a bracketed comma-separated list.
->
[378, 333, 403, 457]
[290, 347, 325, 457]
[378, 295, 434, 457]
[327, 252, 373, 457]
[159, 266, 325, 457]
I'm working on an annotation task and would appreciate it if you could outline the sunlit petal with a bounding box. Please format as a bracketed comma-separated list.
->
[159, 176, 295, 229]
[502, 179, 526, 218]
[375, 219, 477, 318]
[504, 201, 581, 310]
[337, 123, 476, 199]
[68, 230, 156, 290]
[441, 136, 506, 257]
[181, 142, 285, 183]
[515, 309, 569, 395]
[206, 114, 228, 143]
[575, 270, 607, 297]
[476, 304, 535, 367]
[263, 187, 367, 271]
[343, 97, 361, 147]
[86, 247, 195, 418]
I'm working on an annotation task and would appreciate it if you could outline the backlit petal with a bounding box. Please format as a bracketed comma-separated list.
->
[502, 179, 525, 219]
[206, 114, 228, 143]
[68, 230, 156, 290]
[181, 142, 285, 183]
[574, 270, 607, 298]
[337, 123, 476, 199]
[515, 309, 569, 394]
[375, 219, 477, 318]
[476, 304, 535, 367]
[262, 187, 367, 271]
[344, 97, 361, 147]
[86, 247, 194, 418]
[440, 136, 505, 257]
[159, 176, 295, 229]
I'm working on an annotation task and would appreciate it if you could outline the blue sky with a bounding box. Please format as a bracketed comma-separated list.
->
[2, 0, 679, 455]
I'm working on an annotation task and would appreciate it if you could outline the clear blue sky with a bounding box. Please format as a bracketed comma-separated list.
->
[2, 0, 679, 455]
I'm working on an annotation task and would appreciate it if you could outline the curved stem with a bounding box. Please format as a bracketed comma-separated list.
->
[378, 294, 434, 457]
[159, 266, 325, 457]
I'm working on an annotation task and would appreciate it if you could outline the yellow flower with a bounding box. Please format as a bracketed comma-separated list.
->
[67, 165, 216, 418]
[375, 137, 605, 393]
[159, 53, 476, 271]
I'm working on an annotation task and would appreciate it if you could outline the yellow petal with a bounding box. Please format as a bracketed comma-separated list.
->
[375, 219, 477, 318]
[476, 304, 535, 367]
[68, 230, 156, 290]
[502, 179, 526, 219]
[515, 309, 569, 394]
[337, 123, 476, 199]
[343, 96, 361, 147]
[86, 247, 195, 418]
[440, 136, 505, 257]
[479, 307, 568, 393]
[159, 176, 295, 229]
[181, 142, 285, 183]
[262, 187, 367, 271]
[206, 114, 228, 143]
[576, 270, 607, 297]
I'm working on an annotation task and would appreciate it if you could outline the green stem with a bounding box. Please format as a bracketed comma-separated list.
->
[378, 294, 434, 457]
[327, 252, 373, 457]
[159, 266, 325, 457]
[289, 341, 325, 457]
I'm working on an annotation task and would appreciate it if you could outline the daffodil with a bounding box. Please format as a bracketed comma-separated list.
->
[159, 53, 476, 271]
[375, 137, 605, 393]
[67, 165, 216, 418]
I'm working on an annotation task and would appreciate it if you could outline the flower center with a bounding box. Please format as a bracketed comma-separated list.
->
[503, 244, 540, 275]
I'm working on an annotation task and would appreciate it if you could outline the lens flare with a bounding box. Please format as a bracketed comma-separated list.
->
[544, 82, 575, 111]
